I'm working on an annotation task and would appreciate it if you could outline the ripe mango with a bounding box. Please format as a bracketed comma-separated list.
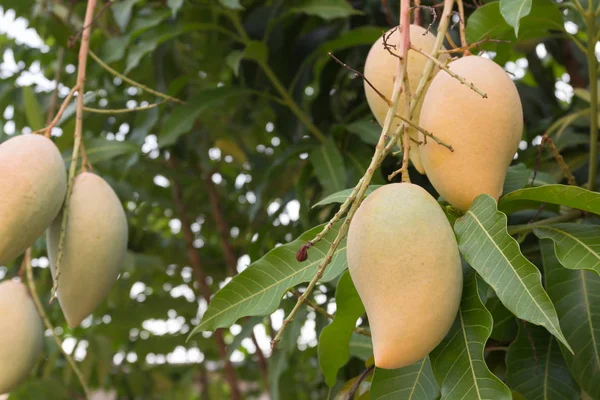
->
[419, 56, 523, 211]
[364, 25, 449, 174]
[0, 135, 66, 265]
[0, 280, 43, 394]
[347, 183, 462, 369]
[47, 172, 128, 328]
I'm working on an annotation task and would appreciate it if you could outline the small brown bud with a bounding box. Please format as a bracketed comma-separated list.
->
[296, 244, 309, 262]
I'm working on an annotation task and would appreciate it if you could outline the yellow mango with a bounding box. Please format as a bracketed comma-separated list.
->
[419, 56, 523, 211]
[364, 25, 449, 174]
[0, 280, 43, 394]
[0, 134, 66, 265]
[47, 172, 128, 327]
[347, 183, 462, 369]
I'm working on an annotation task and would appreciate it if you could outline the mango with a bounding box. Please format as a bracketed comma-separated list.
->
[0, 280, 43, 394]
[364, 24, 449, 174]
[419, 56, 523, 211]
[0, 134, 66, 265]
[47, 172, 128, 327]
[347, 183, 462, 369]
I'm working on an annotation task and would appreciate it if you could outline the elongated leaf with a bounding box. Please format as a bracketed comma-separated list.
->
[499, 185, 600, 215]
[507, 319, 579, 400]
[500, 0, 532, 36]
[225, 316, 263, 358]
[543, 240, 600, 398]
[502, 164, 556, 194]
[189, 222, 347, 336]
[534, 223, 600, 275]
[311, 138, 346, 195]
[219, 0, 244, 9]
[371, 358, 439, 400]
[346, 119, 381, 146]
[319, 271, 366, 387]
[159, 87, 245, 148]
[292, 0, 363, 20]
[313, 185, 382, 208]
[22, 86, 44, 131]
[454, 195, 571, 351]
[111, 0, 139, 32]
[431, 270, 511, 400]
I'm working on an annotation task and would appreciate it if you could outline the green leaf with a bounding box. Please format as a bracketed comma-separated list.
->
[243, 41, 269, 64]
[111, 0, 139, 32]
[311, 138, 346, 195]
[499, 0, 532, 36]
[158, 87, 246, 148]
[318, 271, 366, 387]
[534, 223, 600, 275]
[499, 185, 600, 215]
[82, 139, 140, 164]
[507, 319, 579, 400]
[487, 296, 517, 341]
[291, 0, 363, 20]
[312, 185, 382, 208]
[101, 37, 129, 64]
[431, 270, 511, 400]
[346, 119, 381, 146]
[543, 240, 600, 398]
[22, 86, 44, 131]
[454, 195, 571, 351]
[189, 222, 348, 335]
[466, 0, 563, 43]
[219, 0, 244, 10]
[226, 50, 243, 76]
[370, 358, 439, 399]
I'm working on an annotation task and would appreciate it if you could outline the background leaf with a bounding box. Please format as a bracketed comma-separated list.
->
[22, 86, 44, 131]
[291, 0, 363, 20]
[318, 271, 366, 387]
[431, 270, 511, 400]
[499, 185, 600, 215]
[543, 240, 600, 398]
[506, 319, 579, 399]
[313, 185, 382, 208]
[310, 138, 346, 195]
[534, 223, 600, 274]
[499, 0, 532, 36]
[454, 195, 571, 350]
[370, 358, 439, 400]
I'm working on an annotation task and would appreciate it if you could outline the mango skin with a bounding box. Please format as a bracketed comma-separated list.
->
[0, 280, 44, 394]
[364, 25, 449, 174]
[47, 172, 128, 328]
[419, 56, 523, 211]
[347, 183, 462, 369]
[0, 134, 66, 265]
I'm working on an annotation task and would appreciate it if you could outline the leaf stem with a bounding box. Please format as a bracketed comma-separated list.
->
[507, 210, 582, 235]
[24, 249, 91, 398]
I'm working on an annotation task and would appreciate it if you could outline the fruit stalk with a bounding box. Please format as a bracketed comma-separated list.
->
[51, 0, 97, 301]
[24, 249, 90, 398]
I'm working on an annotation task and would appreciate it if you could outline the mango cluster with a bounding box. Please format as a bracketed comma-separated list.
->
[0, 134, 128, 393]
[349, 25, 522, 369]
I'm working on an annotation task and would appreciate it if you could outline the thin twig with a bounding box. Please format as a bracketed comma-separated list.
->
[409, 45, 488, 98]
[83, 99, 168, 114]
[399, 50, 411, 182]
[347, 365, 375, 400]
[543, 134, 577, 185]
[439, 37, 510, 54]
[31, 86, 78, 137]
[456, 0, 470, 55]
[45, 50, 65, 135]
[68, 0, 114, 47]
[51, 0, 97, 302]
[394, 113, 453, 151]
[88, 50, 185, 104]
[24, 249, 91, 398]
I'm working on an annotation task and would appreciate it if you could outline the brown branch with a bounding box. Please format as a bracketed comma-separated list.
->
[199, 162, 270, 388]
[168, 159, 241, 400]
[439, 37, 510, 54]
[543, 134, 577, 185]
[456, 0, 470, 54]
[347, 365, 375, 400]
[414, 0, 422, 25]
[382, 0, 394, 26]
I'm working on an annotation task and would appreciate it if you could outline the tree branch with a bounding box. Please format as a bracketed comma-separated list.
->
[168, 159, 241, 400]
